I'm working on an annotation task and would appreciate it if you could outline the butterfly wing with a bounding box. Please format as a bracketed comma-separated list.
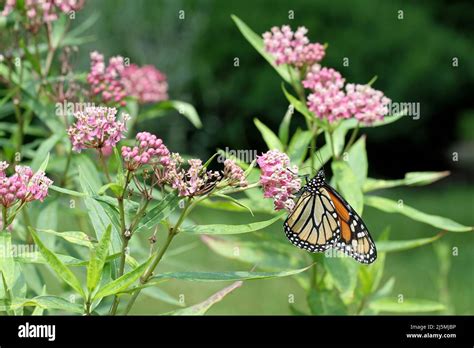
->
[284, 189, 341, 252]
[323, 183, 377, 264]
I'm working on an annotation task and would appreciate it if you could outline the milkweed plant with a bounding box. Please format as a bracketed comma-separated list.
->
[0, 3, 471, 316]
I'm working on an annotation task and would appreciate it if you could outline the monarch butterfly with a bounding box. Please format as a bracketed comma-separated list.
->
[284, 169, 377, 264]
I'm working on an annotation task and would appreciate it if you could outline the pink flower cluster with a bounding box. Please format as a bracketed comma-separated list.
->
[0, 162, 53, 208]
[1, 0, 85, 27]
[304, 65, 350, 123]
[122, 64, 168, 104]
[67, 106, 129, 152]
[263, 25, 325, 68]
[303, 65, 390, 124]
[257, 150, 301, 211]
[345, 83, 391, 124]
[223, 159, 247, 187]
[87, 52, 127, 106]
[121, 132, 170, 171]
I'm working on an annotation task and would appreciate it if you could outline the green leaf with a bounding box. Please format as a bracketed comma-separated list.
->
[278, 106, 293, 146]
[341, 110, 406, 130]
[30, 228, 84, 297]
[98, 182, 123, 197]
[365, 196, 472, 232]
[324, 253, 358, 300]
[302, 144, 332, 175]
[231, 15, 291, 83]
[212, 194, 254, 216]
[201, 235, 309, 271]
[325, 126, 348, 158]
[49, 185, 86, 197]
[87, 225, 112, 293]
[93, 258, 150, 300]
[254, 118, 283, 151]
[369, 297, 445, 313]
[331, 160, 363, 214]
[287, 129, 313, 165]
[30, 134, 62, 171]
[139, 100, 202, 128]
[307, 288, 347, 315]
[345, 135, 367, 187]
[142, 287, 184, 307]
[76, 163, 121, 253]
[12, 295, 83, 314]
[135, 192, 180, 233]
[0, 231, 15, 293]
[37, 229, 93, 248]
[377, 233, 445, 253]
[181, 212, 285, 235]
[14, 251, 86, 267]
[282, 84, 326, 127]
[150, 266, 311, 282]
[363, 171, 450, 192]
[165, 281, 242, 315]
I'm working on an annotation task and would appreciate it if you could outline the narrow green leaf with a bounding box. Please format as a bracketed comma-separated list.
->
[201, 235, 308, 271]
[166, 281, 242, 315]
[142, 287, 185, 307]
[369, 297, 445, 313]
[331, 160, 363, 214]
[31, 134, 62, 171]
[287, 129, 313, 165]
[0, 231, 15, 293]
[308, 288, 347, 315]
[139, 100, 202, 128]
[37, 229, 93, 248]
[30, 228, 84, 297]
[363, 171, 450, 192]
[254, 118, 283, 151]
[231, 14, 291, 83]
[12, 295, 83, 314]
[87, 225, 112, 292]
[365, 196, 472, 232]
[278, 106, 293, 146]
[377, 234, 444, 253]
[150, 266, 312, 282]
[346, 135, 367, 187]
[181, 212, 285, 235]
[49, 185, 86, 197]
[93, 258, 150, 300]
[324, 253, 359, 300]
[135, 192, 180, 233]
[212, 194, 254, 216]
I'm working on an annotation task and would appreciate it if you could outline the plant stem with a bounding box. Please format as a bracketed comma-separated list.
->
[59, 149, 73, 187]
[328, 130, 338, 160]
[343, 124, 360, 154]
[98, 150, 111, 183]
[123, 198, 192, 315]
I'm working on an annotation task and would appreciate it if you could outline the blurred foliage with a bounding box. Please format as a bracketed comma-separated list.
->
[75, 0, 474, 177]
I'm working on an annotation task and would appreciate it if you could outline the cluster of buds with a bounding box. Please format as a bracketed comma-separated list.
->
[87, 52, 127, 106]
[121, 132, 170, 171]
[0, 161, 53, 229]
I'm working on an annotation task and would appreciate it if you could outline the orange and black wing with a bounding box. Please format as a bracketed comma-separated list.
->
[323, 183, 377, 264]
[284, 190, 341, 252]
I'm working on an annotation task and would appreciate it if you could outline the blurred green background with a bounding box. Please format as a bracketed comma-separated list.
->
[70, 0, 472, 314]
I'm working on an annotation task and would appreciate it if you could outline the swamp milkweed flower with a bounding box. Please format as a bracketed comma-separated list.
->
[121, 64, 169, 104]
[67, 106, 129, 153]
[257, 150, 301, 211]
[87, 51, 127, 106]
[0, 161, 53, 229]
[263, 25, 325, 68]
[121, 132, 170, 171]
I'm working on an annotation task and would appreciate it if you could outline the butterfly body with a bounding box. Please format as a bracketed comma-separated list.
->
[284, 170, 377, 264]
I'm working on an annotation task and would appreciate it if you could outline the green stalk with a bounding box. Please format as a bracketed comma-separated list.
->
[123, 198, 193, 315]
[343, 123, 360, 154]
